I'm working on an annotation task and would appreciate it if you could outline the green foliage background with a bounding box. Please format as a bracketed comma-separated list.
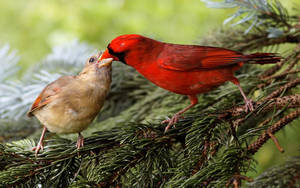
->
[0, 0, 299, 180]
[0, 0, 234, 70]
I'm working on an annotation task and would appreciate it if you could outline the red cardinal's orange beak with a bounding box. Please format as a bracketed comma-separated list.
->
[98, 49, 119, 63]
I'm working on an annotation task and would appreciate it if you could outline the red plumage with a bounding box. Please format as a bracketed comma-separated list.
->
[101, 34, 281, 131]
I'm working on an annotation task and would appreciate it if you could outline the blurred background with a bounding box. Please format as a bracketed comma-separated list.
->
[0, 0, 240, 70]
[0, 0, 299, 178]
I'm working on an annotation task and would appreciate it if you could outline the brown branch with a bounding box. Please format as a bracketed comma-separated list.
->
[257, 108, 286, 127]
[248, 108, 300, 154]
[282, 54, 300, 73]
[262, 78, 300, 101]
[258, 116, 274, 127]
[221, 94, 300, 119]
[263, 68, 300, 81]
[267, 130, 284, 153]
[260, 94, 300, 111]
[259, 48, 300, 85]
[239, 34, 300, 52]
[260, 60, 285, 79]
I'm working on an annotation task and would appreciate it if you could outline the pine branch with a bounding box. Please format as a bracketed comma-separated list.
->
[202, 0, 293, 33]
[0, 123, 184, 187]
[0, 130, 120, 187]
[220, 94, 300, 120]
[248, 108, 300, 154]
[262, 77, 300, 101]
[1, 1, 300, 187]
[199, 0, 300, 53]
[0, 44, 19, 82]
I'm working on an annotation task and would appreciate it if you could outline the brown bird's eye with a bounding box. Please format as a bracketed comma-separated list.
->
[89, 57, 95, 63]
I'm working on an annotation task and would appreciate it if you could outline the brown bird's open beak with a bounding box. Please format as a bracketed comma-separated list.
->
[98, 58, 113, 68]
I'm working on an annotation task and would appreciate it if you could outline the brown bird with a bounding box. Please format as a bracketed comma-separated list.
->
[27, 52, 112, 155]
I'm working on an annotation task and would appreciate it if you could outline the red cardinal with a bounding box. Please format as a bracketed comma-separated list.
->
[100, 34, 280, 132]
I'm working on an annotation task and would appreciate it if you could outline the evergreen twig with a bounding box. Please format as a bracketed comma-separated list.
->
[248, 108, 300, 154]
[1, 0, 300, 187]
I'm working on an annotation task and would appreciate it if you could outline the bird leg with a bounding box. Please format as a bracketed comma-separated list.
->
[32, 126, 47, 156]
[76, 133, 84, 149]
[232, 78, 254, 112]
[237, 84, 254, 112]
[162, 95, 198, 132]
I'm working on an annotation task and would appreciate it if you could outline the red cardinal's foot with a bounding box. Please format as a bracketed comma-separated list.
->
[76, 133, 84, 149]
[162, 114, 182, 133]
[244, 99, 254, 113]
[32, 141, 44, 156]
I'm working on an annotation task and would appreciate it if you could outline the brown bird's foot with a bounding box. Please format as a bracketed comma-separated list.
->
[162, 114, 182, 133]
[32, 142, 44, 156]
[76, 133, 84, 150]
[244, 98, 254, 113]
[32, 126, 47, 156]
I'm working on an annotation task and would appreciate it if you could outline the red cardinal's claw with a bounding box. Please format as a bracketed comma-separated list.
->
[161, 117, 170, 124]
[244, 99, 254, 113]
[162, 114, 181, 133]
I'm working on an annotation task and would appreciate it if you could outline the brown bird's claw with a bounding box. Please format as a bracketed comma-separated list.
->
[244, 99, 254, 113]
[32, 126, 47, 156]
[162, 114, 182, 133]
[76, 133, 84, 150]
[32, 142, 44, 156]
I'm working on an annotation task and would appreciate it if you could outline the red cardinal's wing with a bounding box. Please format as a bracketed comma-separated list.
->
[27, 76, 74, 117]
[158, 45, 243, 71]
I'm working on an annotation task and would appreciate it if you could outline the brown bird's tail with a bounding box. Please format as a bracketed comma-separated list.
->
[241, 53, 281, 64]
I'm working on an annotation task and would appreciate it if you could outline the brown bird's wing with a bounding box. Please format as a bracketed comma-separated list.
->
[27, 76, 75, 117]
[158, 44, 243, 71]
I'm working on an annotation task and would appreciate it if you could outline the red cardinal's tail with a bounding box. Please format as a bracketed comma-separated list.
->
[241, 53, 281, 64]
